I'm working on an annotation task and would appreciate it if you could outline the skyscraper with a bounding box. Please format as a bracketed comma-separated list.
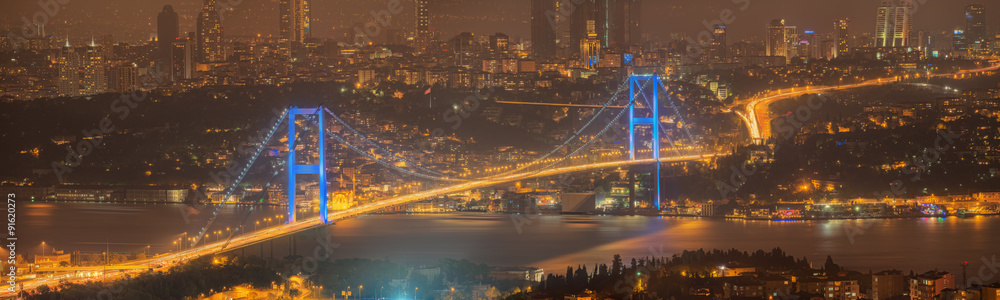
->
[452, 32, 475, 67]
[613, 0, 642, 48]
[954, 30, 967, 52]
[875, 0, 912, 48]
[279, 0, 310, 58]
[965, 4, 986, 50]
[569, 0, 597, 56]
[196, 0, 224, 63]
[711, 25, 727, 62]
[834, 19, 850, 58]
[568, 0, 639, 53]
[783, 24, 798, 60]
[156, 5, 179, 72]
[531, 0, 557, 58]
[798, 30, 818, 60]
[766, 19, 787, 57]
[58, 46, 82, 97]
[581, 19, 601, 68]
[82, 41, 107, 95]
[414, 0, 429, 51]
[490, 33, 510, 57]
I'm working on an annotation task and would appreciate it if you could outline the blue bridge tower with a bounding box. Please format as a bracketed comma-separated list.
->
[628, 74, 663, 210]
[287, 107, 330, 223]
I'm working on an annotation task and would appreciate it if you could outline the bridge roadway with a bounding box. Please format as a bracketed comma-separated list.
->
[6, 154, 718, 295]
[736, 64, 1000, 140]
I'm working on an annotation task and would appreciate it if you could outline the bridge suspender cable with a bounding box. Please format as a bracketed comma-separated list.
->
[194, 109, 300, 246]
[657, 80, 699, 145]
[489, 77, 632, 177]
[322, 107, 447, 178]
[305, 114, 466, 182]
[533, 73, 661, 172]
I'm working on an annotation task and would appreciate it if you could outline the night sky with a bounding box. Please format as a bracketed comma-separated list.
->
[1, 0, 992, 43]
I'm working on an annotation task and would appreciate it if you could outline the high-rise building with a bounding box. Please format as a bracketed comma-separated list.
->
[58, 40, 107, 97]
[108, 65, 138, 94]
[711, 25, 727, 62]
[452, 32, 476, 67]
[531, 0, 557, 57]
[156, 5, 179, 72]
[173, 36, 193, 81]
[766, 19, 787, 57]
[196, 0, 224, 63]
[798, 30, 818, 60]
[834, 19, 850, 58]
[490, 33, 510, 57]
[568, 0, 640, 53]
[414, 0, 429, 51]
[915, 30, 930, 55]
[581, 20, 601, 68]
[783, 25, 798, 60]
[569, 0, 597, 56]
[279, 0, 310, 58]
[82, 42, 107, 95]
[875, 0, 913, 48]
[613, 0, 642, 48]
[954, 29, 967, 52]
[965, 4, 986, 50]
[553, 0, 572, 52]
[57, 46, 82, 97]
[99, 34, 114, 61]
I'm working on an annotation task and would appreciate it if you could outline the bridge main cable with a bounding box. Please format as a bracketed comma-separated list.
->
[194, 108, 291, 246]
[306, 114, 466, 182]
[489, 77, 632, 177]
[323, 107, 447, 178]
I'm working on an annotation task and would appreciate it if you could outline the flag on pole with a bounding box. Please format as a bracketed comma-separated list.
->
[424, 86, 432, 95]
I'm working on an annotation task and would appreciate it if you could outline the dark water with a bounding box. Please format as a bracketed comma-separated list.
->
[15, 202, 1000, 276]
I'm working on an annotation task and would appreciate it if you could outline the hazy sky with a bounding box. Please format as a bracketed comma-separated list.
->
[1, 0, 992, 43]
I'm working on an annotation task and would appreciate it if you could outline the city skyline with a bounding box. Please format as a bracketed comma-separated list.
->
[1, 0, 994, 45]
[3, 0, 1000, 298]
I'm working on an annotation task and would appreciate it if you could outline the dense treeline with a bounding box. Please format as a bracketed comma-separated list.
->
[531, 248, 811, 300]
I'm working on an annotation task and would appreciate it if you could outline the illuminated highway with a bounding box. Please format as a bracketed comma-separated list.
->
[5, 154, 718, 296]
[736, 64, 1000, 140]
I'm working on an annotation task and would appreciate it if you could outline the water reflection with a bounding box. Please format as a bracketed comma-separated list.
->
[19, 203, 1000, 277]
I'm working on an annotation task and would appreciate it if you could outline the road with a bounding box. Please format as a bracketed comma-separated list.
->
[736, 64, 1000, 140]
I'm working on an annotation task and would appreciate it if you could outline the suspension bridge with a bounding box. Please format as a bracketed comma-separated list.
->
[10, 73, 721, 294]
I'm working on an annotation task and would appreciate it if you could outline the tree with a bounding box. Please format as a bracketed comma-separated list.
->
[612, 254, 623, 276]
[824, 255, 840, 275]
